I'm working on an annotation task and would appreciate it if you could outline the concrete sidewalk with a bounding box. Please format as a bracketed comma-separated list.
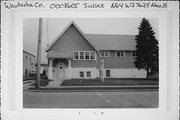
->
[26, 85, 158, 92]
[23, 79, 158, 92]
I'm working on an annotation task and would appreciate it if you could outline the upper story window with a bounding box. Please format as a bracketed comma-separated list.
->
[100, 51, 110, 57]
[74, 51, 96, 60]
[74, 52, 79, 59]
[116, 51, 126, 57]
[131, 51, 136, 57]
[90, 51, 95, 60]
[85, 52, 90, 60]
[80, 52, 84, 60]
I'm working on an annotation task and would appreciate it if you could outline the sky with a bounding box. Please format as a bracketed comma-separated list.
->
[23, 18, 158, 63]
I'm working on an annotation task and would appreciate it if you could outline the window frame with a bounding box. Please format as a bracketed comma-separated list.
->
[99, 69, 111, 78]
[116, 51, 126, 57]
[74, 51, 79, 60]
[106, 70, 111, 77]
[86, 71, 91, 78]
[73, 51, 96, 60]
[131, 51, 136, 57]
[80, 51, 84, 60]
[100, 51, 110, 57]
[79, 71, 84, 78]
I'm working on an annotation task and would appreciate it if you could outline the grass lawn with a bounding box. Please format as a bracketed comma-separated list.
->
[61, 78, 158, 86]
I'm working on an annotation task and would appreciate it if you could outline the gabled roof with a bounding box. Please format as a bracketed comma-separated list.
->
[23, 50, 36, 57]
[86, 34, 136, 50]
[46, 21, 98, 52]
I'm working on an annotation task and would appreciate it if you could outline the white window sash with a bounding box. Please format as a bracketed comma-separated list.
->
[74, 51, 96, 60]
[100, 51, 110, 57]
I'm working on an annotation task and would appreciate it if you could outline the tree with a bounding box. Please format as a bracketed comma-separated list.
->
[134, 18, 159, 79]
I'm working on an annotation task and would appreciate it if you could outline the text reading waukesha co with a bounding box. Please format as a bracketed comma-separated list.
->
[4, 2, 167, 9]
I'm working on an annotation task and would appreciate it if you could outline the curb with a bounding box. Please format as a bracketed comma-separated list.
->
[26, 85, 159, 92]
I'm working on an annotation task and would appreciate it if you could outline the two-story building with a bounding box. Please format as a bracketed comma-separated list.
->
[23, 50, 36, 78]
[46, 21, 146, 81]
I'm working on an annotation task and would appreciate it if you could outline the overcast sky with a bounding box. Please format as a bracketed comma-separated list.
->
[23, 18, 158, 63]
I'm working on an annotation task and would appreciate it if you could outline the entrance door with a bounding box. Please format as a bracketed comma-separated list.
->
[57, 63, 65, 78]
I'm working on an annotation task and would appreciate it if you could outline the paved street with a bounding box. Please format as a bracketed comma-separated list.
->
[23, 90, 158, 108]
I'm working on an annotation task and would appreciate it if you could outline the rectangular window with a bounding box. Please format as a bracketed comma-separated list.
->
[125, 51, 131, 57]
[79, 71, 84, 77]
[90, 51, 95, 60]
[86, 71, 91, 77]
[99, 70, 102, 77]
[116, 51, 125, 57]
[85, 52, 90, 60]
[74, 51, 96, 60]
[100, 51, 110, 57]
[131, 51, 136, 57]
[106, 70, 110, 77]
[74, 52, 79, 60]
[80, 52, 84, 60]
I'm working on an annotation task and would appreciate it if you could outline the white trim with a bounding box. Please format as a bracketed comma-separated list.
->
[115, 51, 126, 57]
[99, 69, 111, 78]
[73, 51, 96, 60]
[131, 51, 136, 57]
[105, 69, 111, 78]
[79, 71, 84, 78]
[86, 71, 91, 78]
[100, 51, 110, 57]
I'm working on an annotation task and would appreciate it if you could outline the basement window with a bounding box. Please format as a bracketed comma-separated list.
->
[106, 70, 111, 77]
[86, 71, 91, 77]
[79, 71, 84, 78]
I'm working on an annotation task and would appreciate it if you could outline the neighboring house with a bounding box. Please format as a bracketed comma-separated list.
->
[23, 50, 36, 78]
[46, 21, 146, 80]
[40, 62, 48, 76]
[35, 62, 48, 76]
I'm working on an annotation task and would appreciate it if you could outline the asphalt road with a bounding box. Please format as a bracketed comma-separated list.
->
[23, 91, 158, 108]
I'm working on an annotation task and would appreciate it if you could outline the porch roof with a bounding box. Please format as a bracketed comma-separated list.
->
[47, 51, 73, 58]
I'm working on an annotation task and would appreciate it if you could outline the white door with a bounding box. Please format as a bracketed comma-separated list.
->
[57, 63, 65, 78]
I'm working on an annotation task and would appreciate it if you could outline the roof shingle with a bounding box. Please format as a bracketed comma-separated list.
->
[86, 34, 136, 50]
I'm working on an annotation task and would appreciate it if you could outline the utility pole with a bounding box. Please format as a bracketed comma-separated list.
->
[36, 18, 43, 88]
[101, 59, 104, 82]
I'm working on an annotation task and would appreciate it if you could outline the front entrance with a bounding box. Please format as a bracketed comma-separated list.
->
[57, 62, 65, 78]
